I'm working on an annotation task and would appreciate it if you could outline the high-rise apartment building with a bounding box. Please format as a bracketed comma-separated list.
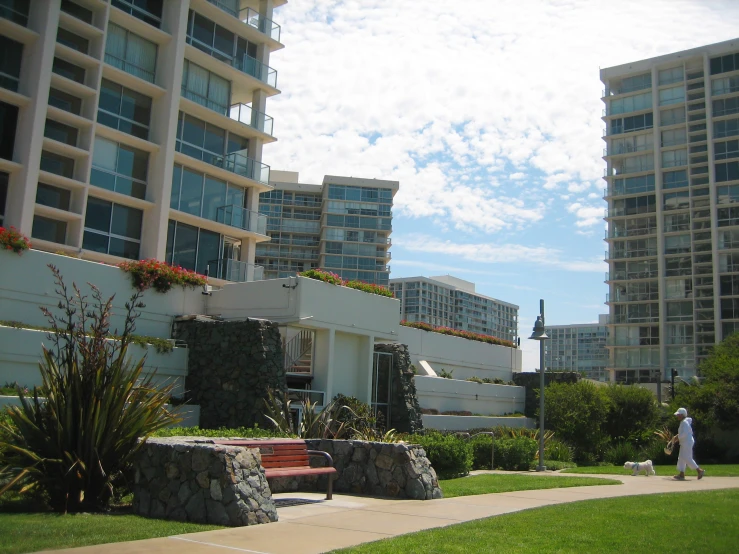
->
[603, 38, 739, 383]
[388, 275, 518, 343]
[0, 0, 283, 283]
[256, 171, 397, 285]
[544, 316, 609, 381]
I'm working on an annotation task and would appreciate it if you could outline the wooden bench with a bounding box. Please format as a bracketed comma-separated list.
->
[215, 439, 337, 499]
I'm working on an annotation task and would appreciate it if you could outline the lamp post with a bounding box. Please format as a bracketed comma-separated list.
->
[529, 299, 549, 472]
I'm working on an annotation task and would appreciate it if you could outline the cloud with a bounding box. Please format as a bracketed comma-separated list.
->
[395, 234, 606, 272]
[567, 202, 604, 227]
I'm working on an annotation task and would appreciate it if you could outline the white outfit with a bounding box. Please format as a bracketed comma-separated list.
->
[676, 417, 699, 472]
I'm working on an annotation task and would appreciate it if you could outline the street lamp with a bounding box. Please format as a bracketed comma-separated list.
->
[528, 299, 549, 472]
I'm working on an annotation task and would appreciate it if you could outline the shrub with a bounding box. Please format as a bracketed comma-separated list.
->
[411, 432, 472, 478]
[467, 376, 484, 384]
[543, 381, 612, 464]
[494, 437, 538, 471]
[118, 259, 206, 293]
[0, 226, 31, 254]
[470, 434, 494, 470]
[603, 441, 641, 465]
[153, 425, 294, 438]
[543, 460, 577, 470]
[545, 438, 574, 463]
[0, 265, 179, 512]
[330, 394, 377, 435]
[299, 269, 394, 298]
[603, 384, 659, 443]
[400, 320, 514, 348]
[439, 368, 454, 379]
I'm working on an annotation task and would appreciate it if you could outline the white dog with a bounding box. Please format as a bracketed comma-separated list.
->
[623, 460, 656, 476]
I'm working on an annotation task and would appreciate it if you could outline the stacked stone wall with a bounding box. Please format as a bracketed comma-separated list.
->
[172, 317, 285, 428]
[374, 343, 423, 433]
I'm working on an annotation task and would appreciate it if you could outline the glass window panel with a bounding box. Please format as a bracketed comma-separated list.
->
[182, 114, 205, 147]
[204, 124, 225, 155]
[108, 237, 140, 259]
[84, 197, 112, 232]
[197, 229, 220, 274]
[32, 216, 67, 243]
[180, 168, 203, 216]
[111, 203, 142, 239]
[82, 231, 109, 253]
[171, 165, 182, 209]
[172, 222, 198, 270]
[92, 137, 118, 171]
[48, 88, 82, 114]
[202, 176, 226, 221]
[36, 183, 71, 210]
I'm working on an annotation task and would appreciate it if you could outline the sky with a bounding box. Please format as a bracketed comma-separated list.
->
[262, 0, 739, 371]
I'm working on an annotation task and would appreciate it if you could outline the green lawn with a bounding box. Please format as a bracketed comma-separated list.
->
[332, 489, 739, 553]
[440, 474, 619, 498]
[562, 463, 739, 477]
[0, 512, 221, 554]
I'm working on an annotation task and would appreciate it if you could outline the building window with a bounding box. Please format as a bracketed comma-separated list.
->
[663, 170, 688, 189]
[52, 57, 86, 84]
[0, 172, 8, 225]
[712, 76, 739, 96]
[48, 88, 82, 115]
[0, 101, 18, 161]
[60, 0, 93, 24]
[716, 140, 739, 162]
[90, 137, 148, 199]
[98, 79, 152, 139]
[175, 112, 249, 164]
[36, 183, 71, 211]
[165, 220, 222, 275]
[83, 197, 142, 259]
[105, 23, 157, 83]
[186, 11, 258, 64]
[617, 73, 651, 94]
[660, 107, 685, 126]
[716, 162, 739, 183]
[170, 164, 248, 222]
[0, 0, 30, 26]
[56, 27, 89, 53]
[662, 149, 687, 168]
[40, 151, 75, 179]
[658, 66, 683, 86]
[181, 59, 231, 115]
[663, 191, 690, 211]
[609, 91, 651, 116]
[659, 85, 685, 106]
[710, 52, 739, 75]
[111, 0, 162, 28]
[32, 215, 67, 244]
[714, 97, 739, 118]
[0, 36, 23, 92]
[44, 119, 79, 147]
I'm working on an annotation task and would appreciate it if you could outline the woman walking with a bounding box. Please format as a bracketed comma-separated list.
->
[671, 407, 705, 481]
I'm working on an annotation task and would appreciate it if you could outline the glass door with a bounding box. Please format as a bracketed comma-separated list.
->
[372, 352, 393, 430]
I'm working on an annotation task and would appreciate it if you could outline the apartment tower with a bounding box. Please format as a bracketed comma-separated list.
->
[543, 316, 609, 381]
[603, 38, 739, 383]
[388, 275, 519, 344]
[0, 0, 284, 283]
[256, 170, 398, 285]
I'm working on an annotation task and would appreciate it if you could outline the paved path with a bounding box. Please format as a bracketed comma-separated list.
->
[44, 474, 739, 554]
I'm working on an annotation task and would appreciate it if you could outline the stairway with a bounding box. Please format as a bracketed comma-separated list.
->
[283, 329, 314, 374]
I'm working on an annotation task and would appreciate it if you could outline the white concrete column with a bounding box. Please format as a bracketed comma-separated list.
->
[5, 2, 60, 235]
[363, 336, 376, 406]
[139, 0, 189, 260]
[324, 327, 336, 401]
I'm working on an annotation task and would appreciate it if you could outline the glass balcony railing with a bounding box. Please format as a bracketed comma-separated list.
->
[216, 204, 267, 235]
[177, 141, 270, 185]
[187, 34, 278, 88]
[229, 103, 274, 136]
[104, 53, 155, 83]
[207, 258, 264, 282]
[205, 1, 281, 42]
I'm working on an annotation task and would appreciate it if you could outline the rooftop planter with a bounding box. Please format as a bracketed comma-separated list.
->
[299, 269, 394, 298]
[401, 321, 514, 348]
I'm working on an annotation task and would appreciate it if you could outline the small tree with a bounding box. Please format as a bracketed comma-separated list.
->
[602, 383, 660, 443]
[542, 380, 611, 464]
[0, 265, 180, 512]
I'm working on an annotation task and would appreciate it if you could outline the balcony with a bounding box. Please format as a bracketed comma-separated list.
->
[216, 205, 267, 235]
[206, 1, 282, 42]
[0, 1, 29, 26]
[229, 102, 274, 136]
[606, 292, 659, 303]
[207, 258, 264, 282]
[607, 248, 657, 260]
[176, 141, 270, 185]
[186, 34, 277, 88]
[104, 53, 155, 83]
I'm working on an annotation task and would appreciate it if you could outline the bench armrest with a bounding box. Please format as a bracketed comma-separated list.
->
[307, 450, 334, 468]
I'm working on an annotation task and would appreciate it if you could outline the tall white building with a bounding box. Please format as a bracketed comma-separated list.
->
[544, 316, 609, 382]
[603, 38, 739, 383]
[388, 275, 519, 344]
[0, 0, 284, 283]
[256, 171, 398, 285]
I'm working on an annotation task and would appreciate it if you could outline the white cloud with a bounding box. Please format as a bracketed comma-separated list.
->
[567, 202, 604, 227]
[396, 234, 606, 272]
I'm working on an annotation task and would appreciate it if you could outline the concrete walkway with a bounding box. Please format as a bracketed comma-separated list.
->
[45, 473, 739, 554]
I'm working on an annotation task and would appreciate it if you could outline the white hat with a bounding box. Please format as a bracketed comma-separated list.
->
[674, 407, 688, 417]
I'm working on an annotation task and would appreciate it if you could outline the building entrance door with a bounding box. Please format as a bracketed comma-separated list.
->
[372, 352, 393, 429]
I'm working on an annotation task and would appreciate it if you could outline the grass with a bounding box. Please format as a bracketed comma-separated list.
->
[0, 511, 222, 554]
[562, 463, 739, 477]
[440, 473, 619, 498]
[332, 489, 739, 553]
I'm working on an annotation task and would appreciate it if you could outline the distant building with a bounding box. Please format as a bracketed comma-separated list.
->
[256, 171, 397, 285]
[388, 275, 518, 343]
[544, 315, 609, 382]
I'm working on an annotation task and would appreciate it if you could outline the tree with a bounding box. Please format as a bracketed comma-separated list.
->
[602, 384, 660, 443]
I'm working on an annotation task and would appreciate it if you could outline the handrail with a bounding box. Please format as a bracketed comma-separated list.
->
[284, 329, 313, 373]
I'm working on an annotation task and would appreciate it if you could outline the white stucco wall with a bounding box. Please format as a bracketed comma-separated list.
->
[0, 326, 189, 396]
[399, 326, 522, 381]
[414, 375, 525, 416]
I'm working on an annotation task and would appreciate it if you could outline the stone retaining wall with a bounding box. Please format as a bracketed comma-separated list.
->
[270, 439, 442, 500]
[133, 438, 277, 526]
[374, 343, 423, 433]
[172, 317, 286, 428]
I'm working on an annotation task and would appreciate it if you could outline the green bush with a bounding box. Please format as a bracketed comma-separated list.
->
[330, 394, 377, 434]
[470, 434, 494, 470]
[603, 441, 640, 465]
[411, 432, 472, 478]
[494, 437, 538, 471]
[543, 460, 577, 470]
[545, 438, 574, 463]
[603, 384, 659, 443]
[543, 381, 611, 464]
[153, 426, 294, 438]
